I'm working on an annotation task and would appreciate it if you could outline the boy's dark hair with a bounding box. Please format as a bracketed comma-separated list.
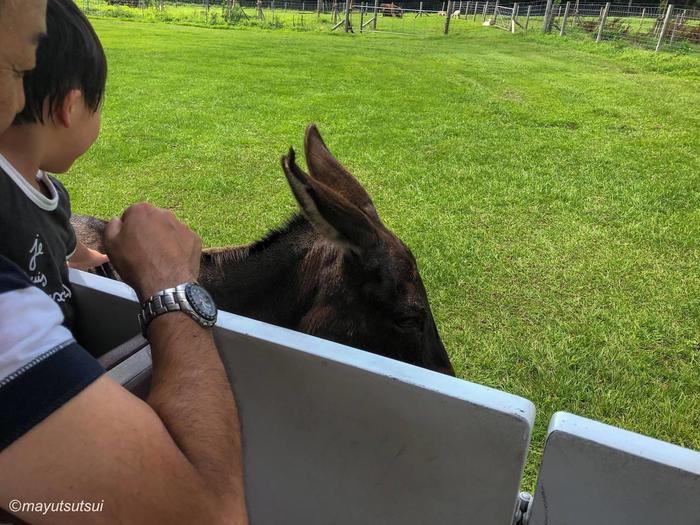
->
[14, 0, 106, 125]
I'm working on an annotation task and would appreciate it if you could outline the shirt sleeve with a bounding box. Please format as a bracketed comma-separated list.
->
[0, 256, 104, 452]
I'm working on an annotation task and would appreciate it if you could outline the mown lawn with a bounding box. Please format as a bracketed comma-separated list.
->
[66, 18, 699, 487]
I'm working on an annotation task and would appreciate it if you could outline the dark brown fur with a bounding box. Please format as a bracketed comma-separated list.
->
[73, 125, 454, 376]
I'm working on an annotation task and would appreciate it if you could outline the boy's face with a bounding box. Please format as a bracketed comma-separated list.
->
[0, 0, 47, 134]
[43, 91, 101, 174]
[69, 94, 101, 167]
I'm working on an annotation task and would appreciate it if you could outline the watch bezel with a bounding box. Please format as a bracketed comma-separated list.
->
[184, 282, 217, 322]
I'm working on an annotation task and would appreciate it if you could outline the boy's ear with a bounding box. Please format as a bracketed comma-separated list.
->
[54, 89, 83, 128]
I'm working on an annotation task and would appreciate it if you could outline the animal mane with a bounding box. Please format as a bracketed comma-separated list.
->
[248, 213, 309, 255]
[204, 213, 310, 268]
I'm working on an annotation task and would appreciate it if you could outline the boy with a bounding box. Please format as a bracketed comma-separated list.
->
[0, 0, 108, 329]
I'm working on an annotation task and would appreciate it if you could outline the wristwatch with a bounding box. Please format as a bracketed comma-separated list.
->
[139, 282, 218, 334]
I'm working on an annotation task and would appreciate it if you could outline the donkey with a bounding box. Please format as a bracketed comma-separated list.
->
[73, 125, 455, 376]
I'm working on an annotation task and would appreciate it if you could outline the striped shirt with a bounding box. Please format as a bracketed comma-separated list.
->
[0, 255, 104, 451]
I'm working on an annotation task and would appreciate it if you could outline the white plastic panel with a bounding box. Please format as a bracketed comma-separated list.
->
[71, 270, 535, 525]
[215, 313, 534, 525]
[69, 268, 140, 355]
[528, 412, 700, 525]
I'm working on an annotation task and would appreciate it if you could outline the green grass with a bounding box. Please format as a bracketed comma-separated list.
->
[64, 18, 700, 488]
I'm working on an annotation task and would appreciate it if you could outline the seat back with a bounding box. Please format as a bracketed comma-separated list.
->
[215, 317, 534, 525]
[527, 412, 700, 525]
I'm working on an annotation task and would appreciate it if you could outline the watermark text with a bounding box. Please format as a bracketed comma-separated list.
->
[8, 499, 104, 516]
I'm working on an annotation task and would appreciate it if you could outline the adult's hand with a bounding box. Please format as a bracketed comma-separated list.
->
[104, 203, 201, 300]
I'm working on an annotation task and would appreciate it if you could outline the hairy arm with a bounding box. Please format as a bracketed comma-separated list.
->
[0, 374, 244, 524]
[146, 313, 247, 520]
[0, 203, 248, 524]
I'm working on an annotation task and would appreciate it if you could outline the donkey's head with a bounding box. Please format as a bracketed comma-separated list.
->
[281, 125, 454, 376]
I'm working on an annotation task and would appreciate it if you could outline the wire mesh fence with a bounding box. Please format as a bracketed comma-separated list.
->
[531, 1, 700, 51]
[79, 0, 481, 35]
[79, 0, 700, 51]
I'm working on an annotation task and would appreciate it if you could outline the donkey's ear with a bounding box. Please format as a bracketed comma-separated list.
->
[304, 124, 380, 223]
[282, 148, 378, 254]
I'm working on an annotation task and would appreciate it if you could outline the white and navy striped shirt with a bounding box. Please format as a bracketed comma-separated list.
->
[0, 255, 104, 451]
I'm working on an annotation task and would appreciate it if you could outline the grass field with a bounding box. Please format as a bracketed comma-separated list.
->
[65, 18, 700, 487]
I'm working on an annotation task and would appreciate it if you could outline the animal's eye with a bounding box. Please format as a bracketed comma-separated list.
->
[395, 311, 424, 329]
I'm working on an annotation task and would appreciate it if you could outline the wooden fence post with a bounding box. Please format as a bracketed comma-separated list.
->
[524, 4, 531, 29]
[492, 0, 498, 22]
[359, 2, 365, 31]
[344, 0, 351, 31]
[444, 0, 453, 33]
[482, 0, 488, 20]
[373, 0, 378, 29]
[542, 0, 553, 32]
[596, 2, 610, 42]
[458, 1, 463, 17]
[560, 1, 570, 35]
[473, 1, 479, 20]
[510, 2, 517, 32]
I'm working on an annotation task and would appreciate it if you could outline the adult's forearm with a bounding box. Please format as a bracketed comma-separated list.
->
[145, 313, 247, 520]
[101, 203, 247, 520]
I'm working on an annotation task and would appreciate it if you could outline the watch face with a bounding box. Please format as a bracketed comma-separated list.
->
[185, 283, 217, 321]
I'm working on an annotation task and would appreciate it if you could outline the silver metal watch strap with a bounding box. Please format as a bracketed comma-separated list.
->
[139, 282, 208, 333]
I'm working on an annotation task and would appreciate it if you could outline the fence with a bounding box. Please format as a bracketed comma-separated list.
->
[80, 0, 481, 35]
[529, 1, 700, 51]
[80, 0, 699, 51]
